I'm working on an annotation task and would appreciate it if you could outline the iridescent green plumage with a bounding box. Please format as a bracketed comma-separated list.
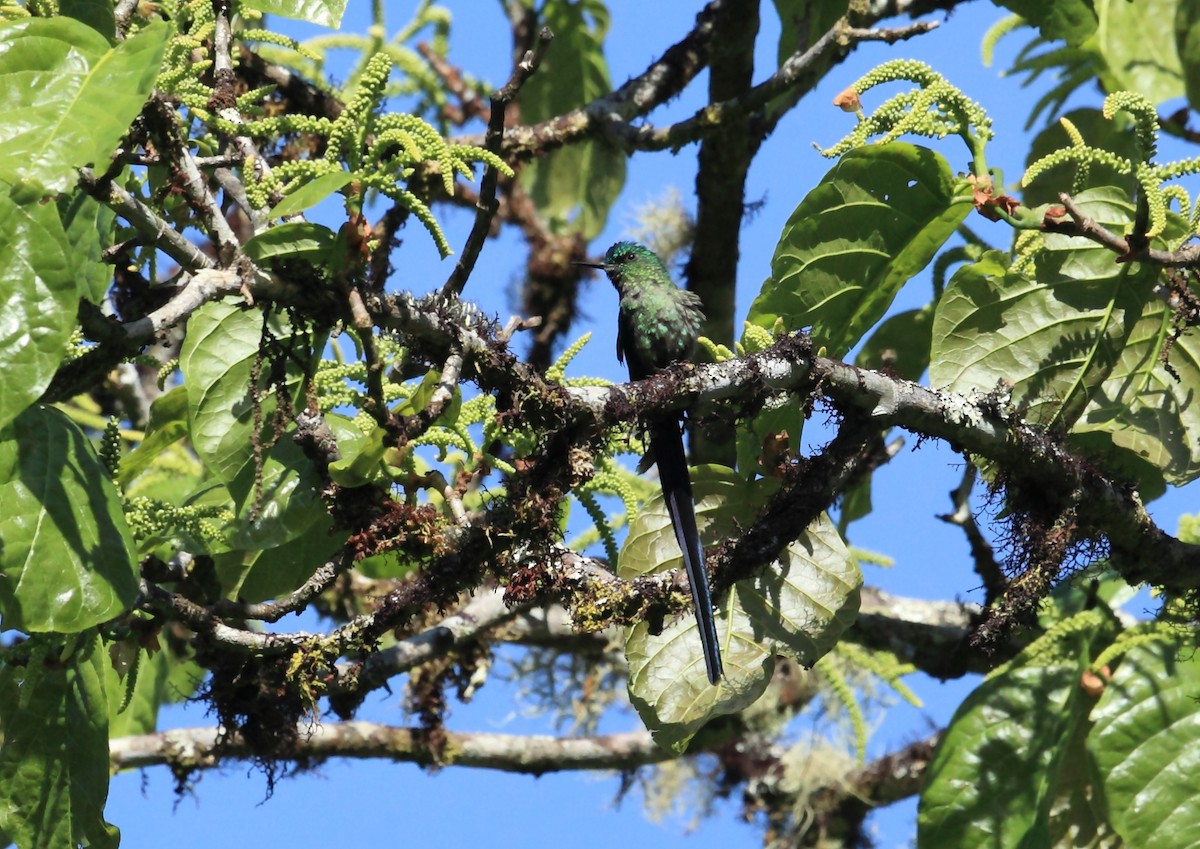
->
[580, 241, 723, 685]
[599, 242, 705, 379]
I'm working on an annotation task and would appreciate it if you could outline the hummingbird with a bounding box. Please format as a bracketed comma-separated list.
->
[578, 241, 723, 684]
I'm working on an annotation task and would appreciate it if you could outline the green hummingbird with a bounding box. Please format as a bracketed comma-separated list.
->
[578, 241, 723, 684]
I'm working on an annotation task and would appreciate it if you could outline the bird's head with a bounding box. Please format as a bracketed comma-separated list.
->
[575, 241, 669, 291]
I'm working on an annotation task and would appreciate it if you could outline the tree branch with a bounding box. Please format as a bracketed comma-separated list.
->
[332, 589, 532, 701]
[1046, 192, 1200, 267]
[449, 0, 726, 157]
[77, 167, 216, 272]
[618, 20, 938, 152]
[111, 723, 673, 773]
[372, 291, 1200, 596]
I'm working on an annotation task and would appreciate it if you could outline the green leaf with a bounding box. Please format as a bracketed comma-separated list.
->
[61, 0, 117, 39]
[623, 467, 860, 751]
[836, 475, 872, 536]
[932, 189, 1157, 431]
[1091, 641, 1200, 849]
[748, 143, 971, 358]
[0, 633, 119, 849]
[855, 304, 935, 381]
[772, 0, 849, 68]
[225, 436, 328, 551]
[0, 406, 137, 633]
[993, 0, 1097, 46]
[918, 663, 1084, 849]
[1178, 0, 1200, 111]
[1071, 295, 1200, 488]
[0, 18, 168, 192]
[518, 0, 624, 238]
[243, 221, 337, 264]
[242, 0, 347, 27]
[106, 635, 202, 738]
[118, 386, 189, 488]
[235, 520, 345, 603]
[394, 367, 461, 424]
[931, 188, 1194, 491]
[58, 189, 116, 304]
[1095, 0, 1184, 105]
[328, 421, 392, 487]
[734, 401, 804, 482]
[0, 181, 76, 431]
[267, 170, 353, 218]
[180, 299, 311, 485]
[355, 550, 419, 580]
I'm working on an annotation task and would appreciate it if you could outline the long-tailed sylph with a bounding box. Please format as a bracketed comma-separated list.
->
[578, 241, 723, 684]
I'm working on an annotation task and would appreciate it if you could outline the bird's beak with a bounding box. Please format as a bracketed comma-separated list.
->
[573, 260, 607, 271]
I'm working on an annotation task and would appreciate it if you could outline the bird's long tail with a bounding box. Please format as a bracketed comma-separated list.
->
[649, 418, 723, 684]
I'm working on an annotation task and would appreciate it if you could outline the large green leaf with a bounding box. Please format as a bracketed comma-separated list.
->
[931, 189, 1197, 490]
[748, 143, 971, 358]
[1072, 296, 1200, 487]
[0, 18, 167, 192]
[918, 663, 1088, 849]
[0, 406, 137, 633]
[993, 0, 1097, 46]
[0, 633, 118, 849]
[0, 181, 76, 431]
[60, 0, 117, 39]
[518, 0, 624, 239]
[1091, 642, 1200, 849]
[1095, 0, 1184, 105]
[622, 467, 860, 751]
[769, 0, 849, 120]
[327, 419, 393, 487]
[931, 189, 1156, 431]
[180, 299, 311, 485]
[772, 0, 850, 67]
[267, 170, 353, 218]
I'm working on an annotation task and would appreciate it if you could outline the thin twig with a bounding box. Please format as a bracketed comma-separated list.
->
[1048, 192, 1200, 267]
[212, 1, 276, 227]
[937, 464, 1004, 604]
[211, 550, 356, 622]
[442, 27, 553, 297]
[140, 581, 305, 652]
[113, 0, 139, 40]
[417, 42, 490, 124]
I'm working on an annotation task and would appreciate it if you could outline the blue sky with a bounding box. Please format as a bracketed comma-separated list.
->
[104, 3, 1198, 848]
